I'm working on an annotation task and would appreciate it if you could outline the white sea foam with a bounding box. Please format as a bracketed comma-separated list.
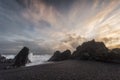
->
[2, 55, 15, 59]
[26, 53, 52, 66]
[2, 53, 52, 67]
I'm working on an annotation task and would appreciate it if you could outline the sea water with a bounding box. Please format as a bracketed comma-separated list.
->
[2, 53, 52, 67]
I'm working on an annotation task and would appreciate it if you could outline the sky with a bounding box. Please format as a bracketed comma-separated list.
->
[0, 0, 120, 54]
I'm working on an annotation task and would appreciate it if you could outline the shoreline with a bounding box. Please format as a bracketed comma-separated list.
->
[1, 60, 120, 80]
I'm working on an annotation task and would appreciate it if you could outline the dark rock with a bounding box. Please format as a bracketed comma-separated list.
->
[72, 40, 109, 61]
[48, 51, 61, 61]
[13, 47, 30, 67]
[61, 50, 71, 60]
[0, 54, 15, 66]
[48, 50, 71, 61]
[0, 54, 6, 63]
[4, 65, 14, 70]
[6, 59, 15, 63]
[109, 48, 120, 60]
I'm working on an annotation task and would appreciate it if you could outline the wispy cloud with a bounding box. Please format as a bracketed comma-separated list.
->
[0, 0, 120, 53]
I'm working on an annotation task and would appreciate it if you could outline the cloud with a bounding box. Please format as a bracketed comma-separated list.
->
[0, 0, 120, 54]
[53, 33, 87, 52]
[0, 39, 53, 54]
[82, 0, 120, 39]
[41, 0, 75, 12]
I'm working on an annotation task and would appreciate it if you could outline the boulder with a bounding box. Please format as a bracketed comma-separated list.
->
[13, 47, 30, 67]
[0, 54, 6, 63]
[48, 50, 71, 61]
[6, 59, 15, 63]
[109, 48, 120, 60]
[72, 40, 109, 61]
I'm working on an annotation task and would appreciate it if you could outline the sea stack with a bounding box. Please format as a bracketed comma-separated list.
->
[13, 47, 30, 67]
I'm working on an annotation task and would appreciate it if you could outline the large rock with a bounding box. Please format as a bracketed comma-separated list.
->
[48, 50, 71, 61]
[13, 47, 30, 67]
[108, 48, 120, 60]
[72, 40, 109, 61]
[0, 54, 6, 63]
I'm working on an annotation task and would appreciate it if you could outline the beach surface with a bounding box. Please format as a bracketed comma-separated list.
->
[0, 60, 120, 80]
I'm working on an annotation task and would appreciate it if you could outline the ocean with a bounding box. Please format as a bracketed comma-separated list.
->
[2, 53, 52, 67]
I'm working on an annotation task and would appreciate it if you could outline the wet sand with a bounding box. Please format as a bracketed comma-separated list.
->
[0, 60, 120, 80]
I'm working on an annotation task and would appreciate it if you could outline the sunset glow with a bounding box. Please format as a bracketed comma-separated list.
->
[0, 0, 120, 53]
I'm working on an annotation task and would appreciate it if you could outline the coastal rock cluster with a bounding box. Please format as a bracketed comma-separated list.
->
[0, 40, 120, 69]
[0, 47, 30, 69]
[71, 40, 111, 61]
[48, 40, 120, 63]
[0, 54, 14, 63]
[48, 50, 71, 61]
[0, 54, 6, 63]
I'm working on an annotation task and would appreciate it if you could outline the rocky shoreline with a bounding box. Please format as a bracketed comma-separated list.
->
[48, 40, 120, 63]
[0, 40, 120, 80]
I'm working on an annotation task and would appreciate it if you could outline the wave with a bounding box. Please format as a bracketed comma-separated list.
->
[2, 53, 52, 67]
[26, 53, 52, 66]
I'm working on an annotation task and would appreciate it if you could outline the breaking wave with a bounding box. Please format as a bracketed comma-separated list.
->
[3, 53, 52, 67]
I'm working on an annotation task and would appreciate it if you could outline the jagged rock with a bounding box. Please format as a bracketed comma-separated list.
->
[109, 48, 120, 60]
[0, 54, 6, 63]
[48, 51, 61, 61]
[48, 50, 71, 61]
[6, 59, 15, 63]
[13, 47, 30, 67]
[0, 54, 15, 64]
[72, 40, 109, 61]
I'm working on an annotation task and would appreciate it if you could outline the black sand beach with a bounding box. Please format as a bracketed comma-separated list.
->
[1, 60, 120, 80]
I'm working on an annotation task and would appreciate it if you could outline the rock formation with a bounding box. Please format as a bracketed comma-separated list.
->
[0, 54, 6, 63]
[13, 47, 30, 67]
[48, 50, 71, 61]
[71, 40, 109, 61]
[49, 39, 120, 63]
[108, 48, 120, 60]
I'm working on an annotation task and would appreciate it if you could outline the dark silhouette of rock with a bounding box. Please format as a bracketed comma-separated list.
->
[6, 59, 15, 63]
[48, 51, 61, 61]
[48, 39, 120, 63]
[0, 54, 6, 63]
[13, 47, 30, 67]
[72, 40, 109, 61]
[48, 50, 71, 61]
[109, 48, 120, 60]
[0, 54, 15, 67]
